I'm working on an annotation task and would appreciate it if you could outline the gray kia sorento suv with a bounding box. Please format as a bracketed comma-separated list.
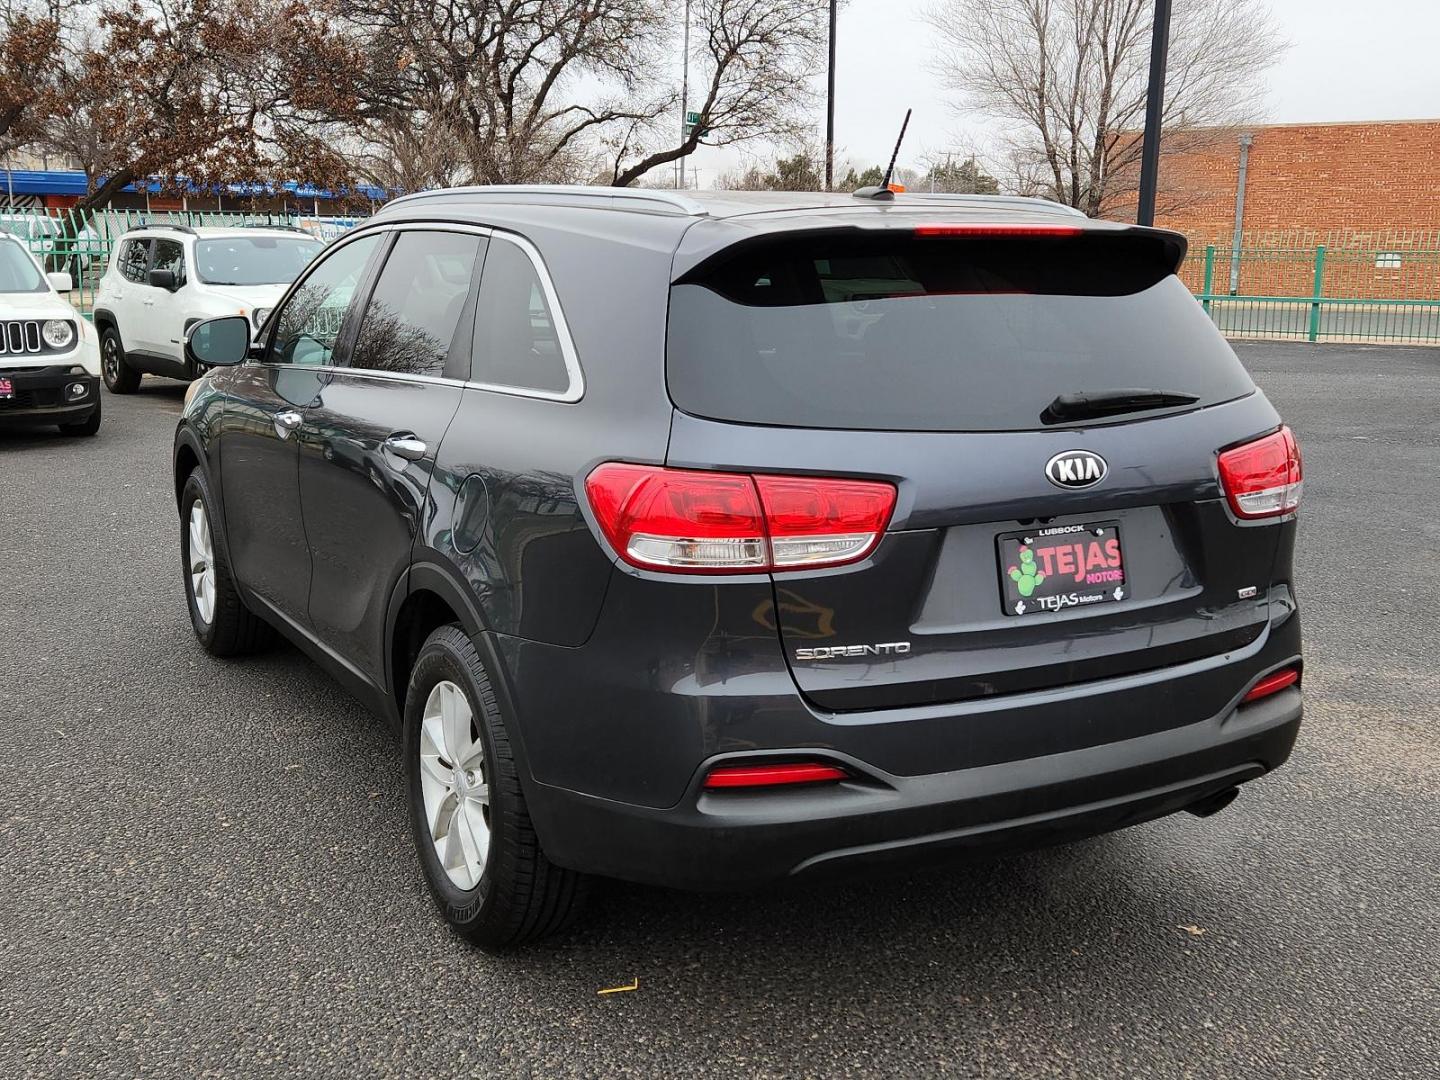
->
[175, 186, 1303, 948]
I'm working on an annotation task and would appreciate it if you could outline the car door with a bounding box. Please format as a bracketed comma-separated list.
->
[110, 238, 151, 348]
[297, 227, 484, 688]
[215, 231, 384, 633]
[142, 238, 191, 371]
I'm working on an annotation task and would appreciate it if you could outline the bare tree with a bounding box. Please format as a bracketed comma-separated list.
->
[607, 0, 827, 186]
[0, 0, 64, 158]
[924, 0, 1285, 217]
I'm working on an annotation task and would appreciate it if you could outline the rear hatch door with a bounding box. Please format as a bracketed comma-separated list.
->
[664, 220, 1284, 712]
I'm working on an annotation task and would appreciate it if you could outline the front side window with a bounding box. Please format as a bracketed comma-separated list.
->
[118, 239, 151, 284]
[195, 236, 322, 286]
[349, 230, 482, 377]
[0, 240, 44, 293]
[152, 239, 186, 287]
[266, 234, 381, 367]
[470, 235, 571, 395]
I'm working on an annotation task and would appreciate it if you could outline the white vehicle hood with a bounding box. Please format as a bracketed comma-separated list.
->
[0, 292, 81, 321]
[201, 284, 291, 309]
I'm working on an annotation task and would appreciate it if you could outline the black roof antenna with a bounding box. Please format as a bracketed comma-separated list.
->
[854, 108, 912, 201]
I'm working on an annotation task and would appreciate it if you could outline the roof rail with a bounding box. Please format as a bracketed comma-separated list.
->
[236, 222, 310, 232]
[384, 184, 709, 217]
[900, 193, 1089, 218]
[125, 221, 198, 235]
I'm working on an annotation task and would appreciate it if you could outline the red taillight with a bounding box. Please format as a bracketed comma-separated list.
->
[1242, 666, 1300, 704]
[1218, 426, 1303, 520]
[702, 762, 848, 789]
[584, 463, 896, 574]
[913, 224, 1084, 238]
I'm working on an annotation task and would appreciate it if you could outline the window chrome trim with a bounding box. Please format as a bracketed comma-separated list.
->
[257, 220, 585, 403]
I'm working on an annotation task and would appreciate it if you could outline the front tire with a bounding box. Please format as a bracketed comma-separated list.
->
[58, 396, 101, 436]
[405, 625, 587, 950]
[179, 469, 270, 656]
[101, 327, 140, 394]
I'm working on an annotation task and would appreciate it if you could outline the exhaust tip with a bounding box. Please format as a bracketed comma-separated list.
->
[1185, 786, 1240, 818]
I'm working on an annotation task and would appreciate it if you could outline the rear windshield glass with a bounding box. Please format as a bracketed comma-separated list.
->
[666, 231, 1254, 431]
[195, 236, 322, 286]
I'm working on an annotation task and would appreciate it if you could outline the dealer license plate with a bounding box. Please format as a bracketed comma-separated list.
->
[998, 521, 1127, 616]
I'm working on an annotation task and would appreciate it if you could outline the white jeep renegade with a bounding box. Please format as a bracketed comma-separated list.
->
[93, 224, 322, 392]
[0, 234, 103, 436]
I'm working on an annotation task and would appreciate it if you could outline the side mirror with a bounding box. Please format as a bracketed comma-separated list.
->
[47, 271, 74, 293]
[149, 268, 178, 290]
[186, 316, 252, 368]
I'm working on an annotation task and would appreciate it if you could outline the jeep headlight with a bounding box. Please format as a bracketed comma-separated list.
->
[252, 307, 272, 329]
[42, 319, 76, 350]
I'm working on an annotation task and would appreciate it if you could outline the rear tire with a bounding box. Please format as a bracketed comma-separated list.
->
[58, 397, 101, 436]
[101, 327, 139, 394]
[404, 625, 587, 950]
[180, 469, 270, 656]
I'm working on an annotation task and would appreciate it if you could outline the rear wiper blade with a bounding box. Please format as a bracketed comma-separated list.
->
[1041, 388, 1200, 425]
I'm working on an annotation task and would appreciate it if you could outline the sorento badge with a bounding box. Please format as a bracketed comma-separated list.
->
[1045, 450, 1108, 489]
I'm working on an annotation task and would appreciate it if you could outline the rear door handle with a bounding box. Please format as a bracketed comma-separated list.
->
[273, 409, 303, 438]
[383, 434, 428, 462]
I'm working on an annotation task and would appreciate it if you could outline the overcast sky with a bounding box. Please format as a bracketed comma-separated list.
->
[683, 0, 1440, 186]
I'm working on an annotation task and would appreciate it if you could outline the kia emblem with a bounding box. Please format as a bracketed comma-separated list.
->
[1045, 450, 1108, 489]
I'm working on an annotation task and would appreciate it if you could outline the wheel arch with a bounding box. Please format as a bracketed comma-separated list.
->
[386, 559, 488, 725]
[92, 308, 119, 338]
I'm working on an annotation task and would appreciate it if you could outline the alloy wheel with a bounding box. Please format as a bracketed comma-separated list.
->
[188, 501, 217, 624]
[419, 680, 491, 890]
[102, 337, 119, 385]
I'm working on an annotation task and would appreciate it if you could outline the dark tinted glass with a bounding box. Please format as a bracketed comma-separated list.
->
[470, 237, 569, 394]
[667, 232, 1254, 431]
[267, 234, 380, 367]
[349, 231, 481, 377]
[152, 239, 186, 286]
[119, 239, 151, 284]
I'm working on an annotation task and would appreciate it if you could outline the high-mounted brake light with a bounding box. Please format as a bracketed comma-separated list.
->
[1242, 666, 1300, 704]
[584, 463, 896, 574]
[1218, 426, 1303, 519]
[913, 224, 1084, 238]
[702, 762, 849, 789]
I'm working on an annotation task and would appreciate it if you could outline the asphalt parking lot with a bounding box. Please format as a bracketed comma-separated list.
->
[1, 341, 1437, 1079]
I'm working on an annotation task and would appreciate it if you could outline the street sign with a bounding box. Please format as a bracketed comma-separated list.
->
[686, 111, 701, 125]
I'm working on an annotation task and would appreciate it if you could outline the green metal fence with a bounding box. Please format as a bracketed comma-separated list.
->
[1179, 230, 1440, 345]
[0, 206, 363, 318]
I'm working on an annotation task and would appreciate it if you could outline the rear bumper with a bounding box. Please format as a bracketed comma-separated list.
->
[0, 365, 99, 425]
[526, 688, 1301, 890]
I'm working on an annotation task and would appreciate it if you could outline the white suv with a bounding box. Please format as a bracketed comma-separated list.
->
[0, 235, 103, 436]
[93, 224, 323, 392]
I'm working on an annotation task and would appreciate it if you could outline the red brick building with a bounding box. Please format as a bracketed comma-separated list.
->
[1153, 118, 1440, 245]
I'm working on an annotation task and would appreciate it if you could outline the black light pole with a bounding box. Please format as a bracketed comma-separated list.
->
[1136, 0, 1173, 226]
[825, 0, 837, 190]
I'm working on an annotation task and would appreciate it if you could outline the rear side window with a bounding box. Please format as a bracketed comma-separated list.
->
[666, 231, 1254, 431]
[469, 236, 572, 396]
[118, 239, 151, 284]
[349, 230, 482, 377]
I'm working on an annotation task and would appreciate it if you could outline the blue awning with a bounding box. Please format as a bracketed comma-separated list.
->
[0, 168, 387, 201]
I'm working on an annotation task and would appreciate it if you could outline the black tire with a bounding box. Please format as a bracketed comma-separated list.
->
[58, 396, 101, 436]
[179, 468, 270, 656]
[100, 326, 139, 394]
[404, 625, 587, 950]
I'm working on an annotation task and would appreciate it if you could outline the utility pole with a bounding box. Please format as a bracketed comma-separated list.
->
[824, 0, 837, 190]
[678, 0, 691, 190]
[1136, 0, 1172, 226]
